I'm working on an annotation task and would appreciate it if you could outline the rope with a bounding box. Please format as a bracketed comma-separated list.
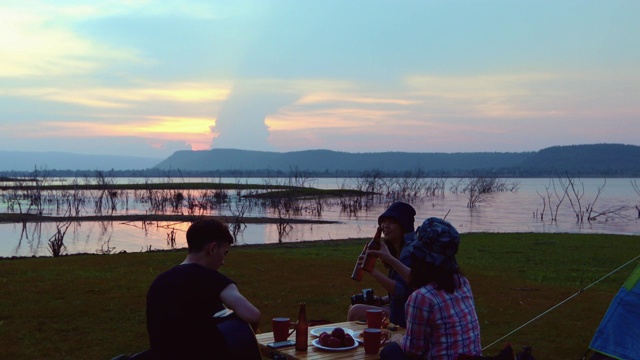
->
[482, 253, 640, 351]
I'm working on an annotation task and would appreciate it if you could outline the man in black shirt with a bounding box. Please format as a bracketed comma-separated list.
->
[146, 219, 261, 359]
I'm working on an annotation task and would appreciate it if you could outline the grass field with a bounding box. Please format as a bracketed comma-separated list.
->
[1, 232, 639, 359]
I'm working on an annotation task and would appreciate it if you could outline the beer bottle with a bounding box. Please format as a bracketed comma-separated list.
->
[350, 227, 383, 281]
[362, 227, 383, 272]
[295, 302, 308, 351]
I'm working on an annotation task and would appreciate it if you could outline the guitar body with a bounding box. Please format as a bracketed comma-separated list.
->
[215, 313, 262, 360]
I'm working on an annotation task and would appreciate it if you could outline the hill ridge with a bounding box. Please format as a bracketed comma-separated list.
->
[153, 143, 640, 177]
[1, 143, 639, 176]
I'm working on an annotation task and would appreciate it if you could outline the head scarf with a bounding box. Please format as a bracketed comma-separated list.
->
[406, 217, 460, 269]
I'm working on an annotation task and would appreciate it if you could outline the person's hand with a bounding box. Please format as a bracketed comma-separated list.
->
[389, 332, 404, 344]
[368, 241, 393, 263]
[356, 253, 365, 267]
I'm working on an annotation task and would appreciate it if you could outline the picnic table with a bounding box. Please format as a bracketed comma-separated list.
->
[256, 320, 405, 360]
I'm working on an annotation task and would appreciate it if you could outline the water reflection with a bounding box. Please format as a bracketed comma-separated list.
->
[1, 178, 639, 257]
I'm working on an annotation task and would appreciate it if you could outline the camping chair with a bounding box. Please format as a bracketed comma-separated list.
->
[110, 349, 151, 360]
[457, 343, 517, 360]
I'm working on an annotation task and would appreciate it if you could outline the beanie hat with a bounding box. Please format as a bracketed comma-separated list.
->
[407, 217, 460, 269]
[378, 202, 416, 234]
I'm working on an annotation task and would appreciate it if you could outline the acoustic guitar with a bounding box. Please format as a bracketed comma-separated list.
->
[214, 310, 262, 360]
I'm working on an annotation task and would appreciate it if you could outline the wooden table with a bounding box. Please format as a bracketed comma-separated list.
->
[256, 321, 405, 360]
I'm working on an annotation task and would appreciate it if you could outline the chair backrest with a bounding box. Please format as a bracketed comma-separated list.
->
[215, 313, 262, 360]
[129, 350, 152, 360]
[110, 349, 151, 360]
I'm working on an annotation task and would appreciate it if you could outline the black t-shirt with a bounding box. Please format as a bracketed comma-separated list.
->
[146, 263, 235, 359]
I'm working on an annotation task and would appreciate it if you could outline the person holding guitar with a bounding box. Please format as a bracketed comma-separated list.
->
[146, 219, 261, 359]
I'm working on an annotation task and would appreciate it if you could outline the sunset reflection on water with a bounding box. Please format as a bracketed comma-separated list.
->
[1, 178, 639, 257]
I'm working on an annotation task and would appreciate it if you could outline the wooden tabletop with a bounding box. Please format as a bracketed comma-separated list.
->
[256, 321, 405, 360]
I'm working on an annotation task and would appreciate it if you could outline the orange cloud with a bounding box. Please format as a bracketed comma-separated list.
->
[14, 117, 215, 151]
[10, 83, 230, 108]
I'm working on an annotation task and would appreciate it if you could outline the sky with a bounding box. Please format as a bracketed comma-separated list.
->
[1, 0, 639, 160]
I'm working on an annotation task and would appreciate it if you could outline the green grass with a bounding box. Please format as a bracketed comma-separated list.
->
[1, 233, 639, 359]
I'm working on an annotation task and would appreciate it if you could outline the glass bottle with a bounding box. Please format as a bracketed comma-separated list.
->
[350, 244, 368, 281]
[295, 302, 308, 351]
[351, 227, 382, 281]
[362, 227, 383, 272]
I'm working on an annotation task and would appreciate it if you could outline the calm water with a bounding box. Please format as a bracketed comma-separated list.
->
[2, 177, 639, 258]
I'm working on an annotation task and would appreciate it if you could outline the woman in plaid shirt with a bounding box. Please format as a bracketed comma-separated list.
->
[381, 217, 482, 360]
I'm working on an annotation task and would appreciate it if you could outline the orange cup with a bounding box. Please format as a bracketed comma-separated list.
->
[363, 328, 388, 354]
[366, 309, 387, 329]
[272, 317, 296, 342]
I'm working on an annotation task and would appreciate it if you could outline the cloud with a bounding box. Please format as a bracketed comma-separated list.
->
[6, 83, 229, 108]
[0, 132, 190, 159]
[0, 6, 142, 78]
[211, 83, 300, 151]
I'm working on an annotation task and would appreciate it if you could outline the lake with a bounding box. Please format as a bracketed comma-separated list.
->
[1, 177, 639, 258]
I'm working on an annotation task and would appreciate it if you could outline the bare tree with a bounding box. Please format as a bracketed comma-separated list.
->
[228, 195, 251, 241]
[464, 178, 483, 208]
[535, 191, 547, 220]
[462, 177, 494, 208]
[562, 174, 586, 222]
[536, 178, 569, 222]
[24, 166, 51, 215]
[562, 174, 609, 223]
[93, 171, 118, 214]
[48, 221, 72, 257]
[585, 179, 606, 222]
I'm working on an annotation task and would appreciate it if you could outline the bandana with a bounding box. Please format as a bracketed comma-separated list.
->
[407, 217, 460, 269]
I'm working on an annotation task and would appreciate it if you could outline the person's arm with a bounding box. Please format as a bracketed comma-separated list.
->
[401, 291, 429, 358]
[368, 242, 411, 282]
[367, 267, 396, 294]
[220, 283, 261, 331]
[363, 242, 407, 295]
[380, 295, 390, 304]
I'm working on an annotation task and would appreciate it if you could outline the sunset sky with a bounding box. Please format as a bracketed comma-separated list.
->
[2, 0, 639, 159]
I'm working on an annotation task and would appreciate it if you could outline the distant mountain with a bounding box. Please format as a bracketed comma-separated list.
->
[152, 144, 640, 177]
[0, 151, 161, 172]
[2, 144, 638, 177]
[514, 143, 640, 176]
[153, 148, 533, 175]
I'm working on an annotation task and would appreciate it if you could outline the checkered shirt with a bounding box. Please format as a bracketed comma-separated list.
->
[401, 275, 482, 359]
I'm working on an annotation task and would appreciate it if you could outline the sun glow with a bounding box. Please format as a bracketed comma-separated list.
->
[42, 117, 213, 136]
[16, 117, 215, 151]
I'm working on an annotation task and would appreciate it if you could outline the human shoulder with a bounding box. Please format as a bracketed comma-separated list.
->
[455, 274, 474, 293]
[407, 285, 438, 309]
[411, 283, 440, 299]
[156, 263, 235, 284]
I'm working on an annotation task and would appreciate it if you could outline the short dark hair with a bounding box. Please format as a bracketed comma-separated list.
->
[186, 219, 234, 253]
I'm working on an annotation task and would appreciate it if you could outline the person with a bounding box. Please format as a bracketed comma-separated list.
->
[347, 201, 416, 328]
[146, 219, 261, 360]
[380, 217, 481, 360]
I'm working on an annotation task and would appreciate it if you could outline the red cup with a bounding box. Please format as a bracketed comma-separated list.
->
[366, 309, 387, 329]
[272, 317, 296, 342]
[363, 328, 388, 354]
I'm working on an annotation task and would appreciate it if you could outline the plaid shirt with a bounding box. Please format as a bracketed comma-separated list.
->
[401, 275, 481, 359]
